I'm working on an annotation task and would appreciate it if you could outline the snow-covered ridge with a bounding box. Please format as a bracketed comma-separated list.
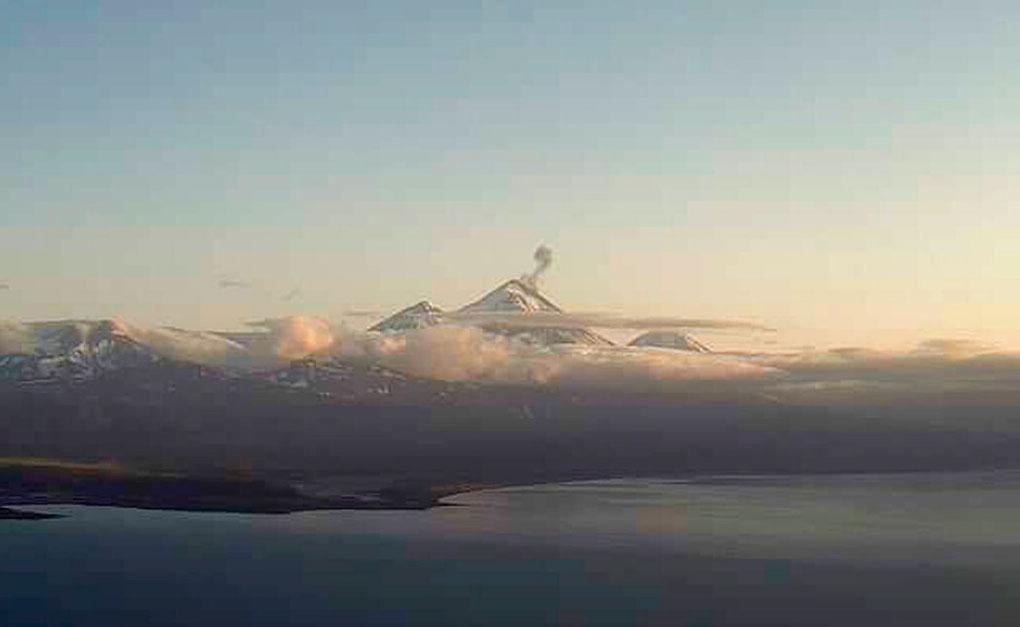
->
[629, 331, 711, 353]
[0, 319, 159, 381]
[459, 279, 563, 315]
[0, 279, 710, 385]
[370, 279, 616, 347]
[450, 279, 613, 346]
[369, 301, 444, 333]
[0, 319, 257, 382]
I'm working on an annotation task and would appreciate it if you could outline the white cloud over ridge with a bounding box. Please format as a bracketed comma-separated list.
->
[6, 315, 1020, 403]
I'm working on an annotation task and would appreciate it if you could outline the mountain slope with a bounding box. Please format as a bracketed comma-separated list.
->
[457, 280, 613, 346]
[459, 279, 563, 315]
[369, 301, 444, 333]
[0, 320, 161, 382]
[629, 330, 710, 353]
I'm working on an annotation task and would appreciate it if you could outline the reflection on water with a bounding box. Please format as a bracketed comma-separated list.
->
[4, 471, 1020, 626]
[266, 470, 1020, 566]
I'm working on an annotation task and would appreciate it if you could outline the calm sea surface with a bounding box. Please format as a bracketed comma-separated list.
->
[4, 471, 1020, 626]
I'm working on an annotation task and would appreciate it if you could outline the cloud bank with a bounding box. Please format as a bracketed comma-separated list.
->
[5, 315, 1020, 405]
[241, 318, 1020, 400]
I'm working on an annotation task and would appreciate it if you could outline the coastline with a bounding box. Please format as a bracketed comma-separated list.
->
[0, 506, 62, 520]
[12, 460, 1017, 521]
[0, 458, 457, 519]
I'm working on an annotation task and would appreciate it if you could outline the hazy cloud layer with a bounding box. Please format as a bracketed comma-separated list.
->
[0, 322, 32, 353]
[127, 325, 254, 369]
[447, 311, 775, 332]
[342, 309, 385, 319]
[218, 278, 253, 289]
[261, 320, 1020, 399]
[746, 341, 1020, 404]
[121, 316, 778, 388]
[338, 324, 776, 388]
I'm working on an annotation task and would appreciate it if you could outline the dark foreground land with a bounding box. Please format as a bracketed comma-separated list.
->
[4, 364, 1020, 519]
[0, 458, 454, 516]
[0, 505, 61, 520]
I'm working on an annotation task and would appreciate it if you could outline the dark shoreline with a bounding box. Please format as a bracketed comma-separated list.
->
[0, 506, 62, 520]
[0, 459, 466, 519]
[0, 486, 456, 517]
[8, 461, 1020, 521]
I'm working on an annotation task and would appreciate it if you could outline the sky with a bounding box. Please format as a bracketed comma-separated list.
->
[2, 1, 1018, 350]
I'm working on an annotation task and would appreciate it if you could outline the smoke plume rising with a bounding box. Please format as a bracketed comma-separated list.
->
[522, 245, 553, 289]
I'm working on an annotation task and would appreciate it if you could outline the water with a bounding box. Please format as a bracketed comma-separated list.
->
[4, 471, 1020, 626]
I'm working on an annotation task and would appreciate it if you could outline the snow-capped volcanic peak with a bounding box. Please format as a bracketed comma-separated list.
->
[629, 330, 711, 353]
[369, 301, 445, 333]
[458, 279, 562, 314]
[457, 280, 613, 347]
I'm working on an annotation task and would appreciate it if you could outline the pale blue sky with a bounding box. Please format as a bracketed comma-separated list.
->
[2, 1, 1018, 347]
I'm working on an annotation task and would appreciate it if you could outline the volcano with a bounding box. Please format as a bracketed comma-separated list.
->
[368, 301, 444, 333]
[629, 330, 710, 353]
[456, 279, 613, 346]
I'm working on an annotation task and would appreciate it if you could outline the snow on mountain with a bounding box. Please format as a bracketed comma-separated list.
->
[1, 278, 717, 387]
[457, 280, 613, 346]
[628, 330, 711, 353]
[459, 279, 562, 315]
[368, 301, 444, 333]
[0, 319, 161, 382]
[0, 319, 258, 383]
[365, 280, 613, 347]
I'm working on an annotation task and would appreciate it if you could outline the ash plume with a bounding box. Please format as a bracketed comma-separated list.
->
[521, 245, 553, 289]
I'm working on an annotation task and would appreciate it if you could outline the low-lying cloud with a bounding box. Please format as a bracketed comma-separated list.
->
[127, 325, 253, 368]
[447, 311, 775, 332]
[247, 319, 1020, 400]
[0, 322, 32, 354]
[746, 341, 1020, 404]
[218, 278, 253, 289]
[6, 314, 1020, 404]
[94, 316, 779, 389]
[342, 309, 385, 319]
[334, 323, 777, 389]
